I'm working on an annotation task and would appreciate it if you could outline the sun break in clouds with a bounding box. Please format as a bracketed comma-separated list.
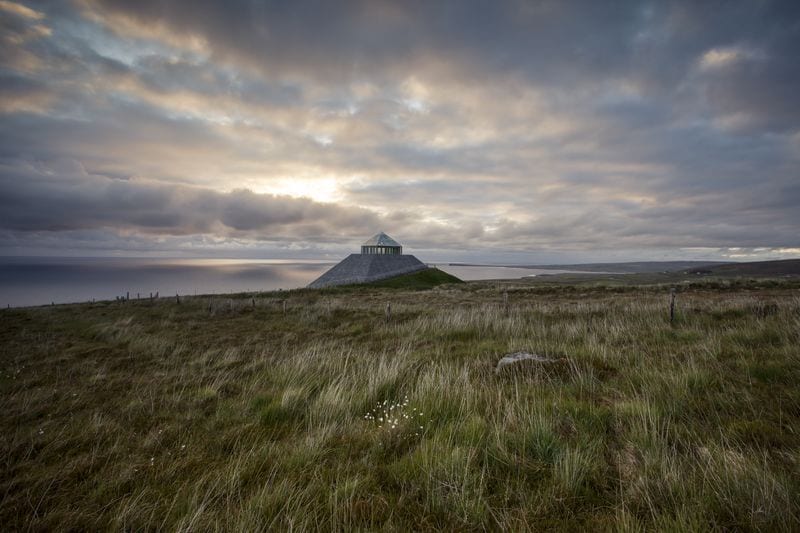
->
[0, 0, 799, 261]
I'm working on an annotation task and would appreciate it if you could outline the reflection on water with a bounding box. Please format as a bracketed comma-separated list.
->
[0, 258, 592, 308]
[0, 257, 333, 307]
[435, 264, 585, 281]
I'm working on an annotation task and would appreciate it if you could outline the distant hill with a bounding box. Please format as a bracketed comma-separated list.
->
[528, 261, 730, 273]
[684, 259, 800, 277]
[450, 261, 730, 274]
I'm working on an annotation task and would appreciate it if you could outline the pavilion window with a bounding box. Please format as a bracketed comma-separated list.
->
[360, 233, 403, 255]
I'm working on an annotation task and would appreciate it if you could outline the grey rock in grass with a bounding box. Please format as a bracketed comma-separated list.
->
[495, 352, 563, 373]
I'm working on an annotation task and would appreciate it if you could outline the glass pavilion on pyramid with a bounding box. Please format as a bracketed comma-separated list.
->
[360, 232, 402, 255]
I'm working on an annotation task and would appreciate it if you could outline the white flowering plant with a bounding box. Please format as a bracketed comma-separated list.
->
[363, 395, 427, 445]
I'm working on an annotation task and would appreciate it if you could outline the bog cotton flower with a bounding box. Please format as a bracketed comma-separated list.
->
[363, 395, 426, 439]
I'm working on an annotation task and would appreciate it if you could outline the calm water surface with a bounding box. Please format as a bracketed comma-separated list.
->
[0, 257, 581, 307]
[435, 265, 585, 281]
[0, 257, 333, 307]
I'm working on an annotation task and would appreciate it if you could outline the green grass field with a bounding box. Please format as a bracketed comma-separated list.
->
[2, 277, 799, 530]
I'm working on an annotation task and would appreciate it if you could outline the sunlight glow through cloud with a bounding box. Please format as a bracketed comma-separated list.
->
[0, 0, 798, 262]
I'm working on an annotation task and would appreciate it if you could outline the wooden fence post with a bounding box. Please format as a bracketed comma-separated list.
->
[126, 291, 129, 301]
[283, 300, 287, 314]
[176, 293, 180, 305]
[385, 303, 392, 323]
[503, 290, 509, 317]
[669, 287, 676, 325]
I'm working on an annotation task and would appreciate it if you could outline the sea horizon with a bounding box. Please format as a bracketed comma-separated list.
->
[0, 256, 599, 308]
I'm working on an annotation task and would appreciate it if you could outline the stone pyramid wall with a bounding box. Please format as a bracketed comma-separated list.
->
[308, 254, 428, 288]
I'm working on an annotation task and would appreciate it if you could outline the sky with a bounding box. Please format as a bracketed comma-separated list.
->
[1, 0, 799, 264]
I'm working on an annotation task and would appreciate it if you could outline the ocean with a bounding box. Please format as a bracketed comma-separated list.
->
[0, 257, 578, 307]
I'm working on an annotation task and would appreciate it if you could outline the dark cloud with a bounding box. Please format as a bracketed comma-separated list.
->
[78, 0, 800, 131]
[81, 0, 642, 83]
[0, 159, 379, 238]
[0, 0, 798, 260]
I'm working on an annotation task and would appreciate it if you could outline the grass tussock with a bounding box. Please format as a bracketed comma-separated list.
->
[1, 281, 800, 530]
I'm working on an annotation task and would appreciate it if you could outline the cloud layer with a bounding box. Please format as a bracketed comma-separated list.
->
[0, 0, 798, 261]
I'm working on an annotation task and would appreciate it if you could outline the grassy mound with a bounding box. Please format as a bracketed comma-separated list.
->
[367, 267, 463, 289]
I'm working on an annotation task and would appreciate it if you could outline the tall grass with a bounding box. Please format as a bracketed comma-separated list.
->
[1, 282, 799, 530]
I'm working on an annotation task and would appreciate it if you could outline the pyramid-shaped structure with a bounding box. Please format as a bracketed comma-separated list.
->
[308, 233, 427, 288]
